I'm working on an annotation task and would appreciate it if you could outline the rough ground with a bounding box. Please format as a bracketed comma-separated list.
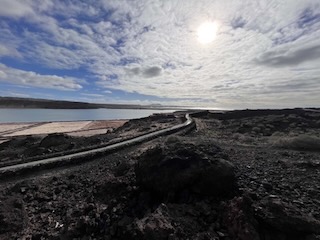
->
[0, 109, 320, 240]
[0, 113, 179, 168]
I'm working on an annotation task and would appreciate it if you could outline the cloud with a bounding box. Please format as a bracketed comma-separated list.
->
[255, 44, 320, 67]
[126, 66, 162, 78]
[143, 66, 162, 78]
[81, 93, 105, 98]
[297, 7, 320, 29]
[0, 0, 320, 108]
[0, 44, 21, 58]
[0, 63, 82, 91]
[231, 16, 246, 29]
[0, 0, 34, 18]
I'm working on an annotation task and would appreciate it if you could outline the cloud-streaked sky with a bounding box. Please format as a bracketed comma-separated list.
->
[0, 0, 319, 109]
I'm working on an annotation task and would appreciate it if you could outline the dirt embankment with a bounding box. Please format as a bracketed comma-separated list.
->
[0, 109, 319, 239]
[0, 113, 179, 168]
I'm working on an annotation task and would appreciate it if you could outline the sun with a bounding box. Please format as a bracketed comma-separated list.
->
[197, 21, 219, 44]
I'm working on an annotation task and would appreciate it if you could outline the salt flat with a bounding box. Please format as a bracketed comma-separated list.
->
[3, 121, 91, 136]
[1, 120, 126, 137]
[0, 123, 35, 134]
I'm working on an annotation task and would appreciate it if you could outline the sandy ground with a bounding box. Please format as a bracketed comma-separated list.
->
[0, 123, 34, 134]
[0, 120, 126, 142]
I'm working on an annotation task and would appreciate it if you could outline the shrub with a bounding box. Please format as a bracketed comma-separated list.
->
[232, 133, 254, 143]
[271, 131, 284, 137]
[165, 135, 181, 145]
[252, 127, 261, 133]
[272, 135, 320, 151]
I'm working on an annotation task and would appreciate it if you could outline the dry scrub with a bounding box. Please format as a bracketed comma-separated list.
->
[272, 134, 320, 151]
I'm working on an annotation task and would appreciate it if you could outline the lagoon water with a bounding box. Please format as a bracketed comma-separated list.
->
[0, 108, 176, 123]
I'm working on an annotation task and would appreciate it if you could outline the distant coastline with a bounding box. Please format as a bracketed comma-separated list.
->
[0, 96, 183, 110]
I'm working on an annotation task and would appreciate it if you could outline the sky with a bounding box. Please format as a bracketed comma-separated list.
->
[0, 0, 320, 109]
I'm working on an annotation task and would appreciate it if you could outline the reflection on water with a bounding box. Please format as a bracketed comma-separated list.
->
[0, 108, 175, 123]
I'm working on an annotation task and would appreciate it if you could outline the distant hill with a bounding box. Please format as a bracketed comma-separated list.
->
[0, 97, 100, 109]
[0, 97, 179, 110]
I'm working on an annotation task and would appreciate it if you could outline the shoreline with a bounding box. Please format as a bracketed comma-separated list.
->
[0, 120, 127, 143]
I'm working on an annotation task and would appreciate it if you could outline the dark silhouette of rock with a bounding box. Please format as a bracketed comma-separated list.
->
[22, 146, 47, 157]
[255, 197, 320, 236]
[40, 133, 70, 148]
[0, 136, 37, 149]
[135, 141, 236, 197]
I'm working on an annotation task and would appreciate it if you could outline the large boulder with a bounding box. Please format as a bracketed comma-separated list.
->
[40, 133, 70, 148]
[135, 140, 236, 197]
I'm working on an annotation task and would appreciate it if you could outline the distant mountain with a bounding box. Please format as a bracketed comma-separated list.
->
[0, 97, 181, 110]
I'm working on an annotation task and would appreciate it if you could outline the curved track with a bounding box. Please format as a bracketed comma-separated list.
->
[0, 113, 194, 174]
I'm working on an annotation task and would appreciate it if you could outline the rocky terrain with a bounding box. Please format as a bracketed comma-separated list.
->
[0, 113, 179, 168]
[0, 108, 320, 239]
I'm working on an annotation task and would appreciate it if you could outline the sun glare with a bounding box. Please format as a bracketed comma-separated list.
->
[197, 21, 218, 44]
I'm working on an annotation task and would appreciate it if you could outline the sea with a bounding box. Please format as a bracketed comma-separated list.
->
[0, 108, 177, 123]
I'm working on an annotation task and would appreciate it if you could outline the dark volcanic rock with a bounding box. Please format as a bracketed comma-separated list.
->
[131, 204, 174, 240]
[222, 195, 260, 240]
[40, 133, 71, 148]
[0, 136, 37, 149]
[222, 194, 320, 240]
[22, 146, 47, 157]
[1, 109, 319, 239]
[135, 140, 236, 198]
[255, 197, 320, 235]
[0, 197, 27, 234]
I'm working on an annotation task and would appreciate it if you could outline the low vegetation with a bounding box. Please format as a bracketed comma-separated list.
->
[272, 134, 320, 151]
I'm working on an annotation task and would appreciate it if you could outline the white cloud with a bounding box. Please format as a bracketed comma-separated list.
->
[0, 0, 34, 18]
[81, 93, 105, 98]
[0, 0, 320, 108]
[0, 44, 21, 58]
[0, 64, 82, 91]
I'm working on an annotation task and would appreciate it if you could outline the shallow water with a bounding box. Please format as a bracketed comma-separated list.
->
[0, 108, 175, 123]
